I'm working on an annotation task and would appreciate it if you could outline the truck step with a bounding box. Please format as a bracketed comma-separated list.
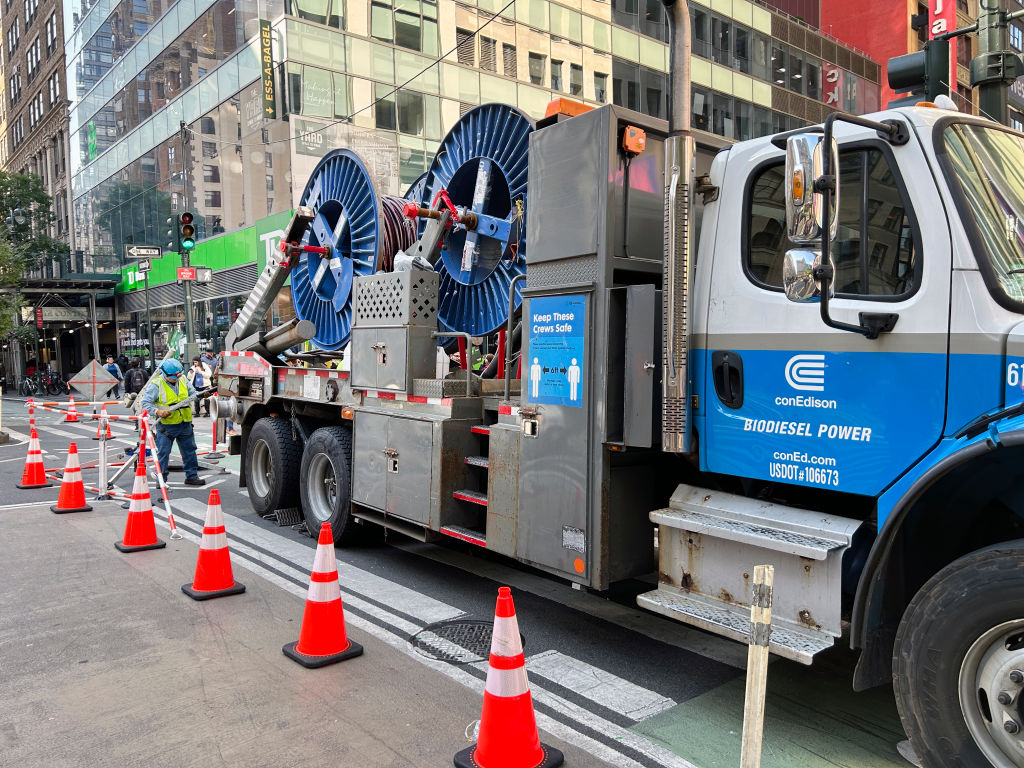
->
[453, 489, 488, 506]
[441, 525, 487, 547]
[636, 588, 834, 665]
[464, 455, 489, 469]
[643, 484, 863, 663]
[471, 425, 490, 436]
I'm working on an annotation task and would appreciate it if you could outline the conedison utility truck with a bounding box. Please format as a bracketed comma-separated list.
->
[215, 1, 1024, 763]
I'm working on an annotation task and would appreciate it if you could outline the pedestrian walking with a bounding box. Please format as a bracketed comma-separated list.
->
[105, 355, 124, 397]
[187, 357, 212, 416]
[139, 358, 205, 487]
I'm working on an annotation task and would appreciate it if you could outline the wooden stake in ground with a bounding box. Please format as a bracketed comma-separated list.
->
[740, 564, 774, 768]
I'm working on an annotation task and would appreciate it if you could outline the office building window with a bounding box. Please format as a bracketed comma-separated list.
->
[7, 17, 19, 53]
[480, 37, 496, 72]
[551, 59, 563, 91]
[958, 37, 973, 68]
[23, 0, 36, 22]
[570, 63, 583, 96]
[374, 82, 397, 130]
[202, 141, 217, 158]
[528, 53, 545, 85]
[371, 0, 438, 55]
[47, 70, 58, 105]
[456, 28, 474, 65]
[205, 191, 222, 208]
[288, 0, 345, 29]
[45, 12, 56, 55]
[595, 72, 608, 102]
[503, 43, 517, 77]
[202, 164, 220, 183]
[200, 117, 216, 134]
[266, 174, 274, 191]
[1011, 24, 1023, 51]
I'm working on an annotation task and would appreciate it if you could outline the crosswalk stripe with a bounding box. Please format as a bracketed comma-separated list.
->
[174, 497, 465, 626]
[525, 650, 676, 721]
[155, 503, 697, 768]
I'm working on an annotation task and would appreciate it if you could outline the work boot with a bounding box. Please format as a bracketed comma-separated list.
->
[184, 476, 206, 486]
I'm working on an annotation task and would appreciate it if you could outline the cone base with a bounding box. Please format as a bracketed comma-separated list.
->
[115, 539, 167, 553]
[282, 638, 363, 668]
[182, 581, 246, 601]
[16, 481, 53, 489]
[453, 743, 564, 768]
[52, 503, 93, 514]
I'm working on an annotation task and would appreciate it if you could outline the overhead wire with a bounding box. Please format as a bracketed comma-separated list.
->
[186, 0, 518, 149]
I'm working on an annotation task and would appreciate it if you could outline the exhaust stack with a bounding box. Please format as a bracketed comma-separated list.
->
[661, 0, 696, 454]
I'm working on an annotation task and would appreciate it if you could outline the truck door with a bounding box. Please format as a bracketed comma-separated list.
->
[701, 139, 951, 497]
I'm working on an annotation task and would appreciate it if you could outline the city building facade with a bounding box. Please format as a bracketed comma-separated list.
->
[63, 0, 880, 361]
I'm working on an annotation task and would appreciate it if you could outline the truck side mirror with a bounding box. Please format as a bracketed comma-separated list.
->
[785, 133, 839, 245]
[782, 249, 834, 303]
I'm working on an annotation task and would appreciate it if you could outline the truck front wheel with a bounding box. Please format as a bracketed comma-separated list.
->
[893, 541, 1024, 768]
[299, 426, 358, 544]
[244, 417, 302, 516]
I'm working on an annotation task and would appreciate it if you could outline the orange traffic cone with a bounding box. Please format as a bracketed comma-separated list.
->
[282, 522, 363, 668]
[50, 443, 93, 514]
[182, 489, 245, 600]
[92, 405, 113, 440]
[16, 427, 53, 489]
[65, 396, 79, 423]
[454, 587, 564, 768]
[115, 454, 166, 553]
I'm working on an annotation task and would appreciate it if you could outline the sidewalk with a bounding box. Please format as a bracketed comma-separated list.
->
[0, 501, 590, 767]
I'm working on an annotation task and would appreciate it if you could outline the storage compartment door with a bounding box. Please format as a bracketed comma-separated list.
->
[386, 416, 434, 524]
[352, 411, 387, 510]
[375, 328, 409, 392]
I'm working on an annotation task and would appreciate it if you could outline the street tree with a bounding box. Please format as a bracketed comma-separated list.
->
[0, 170, 69, 271]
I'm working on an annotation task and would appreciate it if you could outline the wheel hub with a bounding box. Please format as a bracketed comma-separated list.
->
[307, 453, 337, 523]
[250, 439, 272, 498]
[960, 619, 1024, 767]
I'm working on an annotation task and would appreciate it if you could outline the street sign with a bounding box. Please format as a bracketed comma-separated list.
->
[34, 308, 43, 329]
[177, 267, 197, 280]
[124, 244, 162, 259]
[137, 258, 152, 273]
[69, 360, 119, 400]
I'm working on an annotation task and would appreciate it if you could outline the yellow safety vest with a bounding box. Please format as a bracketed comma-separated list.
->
[156, 377, 192, 425]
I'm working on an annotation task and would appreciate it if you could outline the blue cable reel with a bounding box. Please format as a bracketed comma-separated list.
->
[291, 149, 413, 351]
[419, 103, 534, 338]
[404, 172, 429, 204]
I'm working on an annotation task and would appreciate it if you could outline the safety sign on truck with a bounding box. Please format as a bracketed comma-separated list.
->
[527, 294, 586, 408]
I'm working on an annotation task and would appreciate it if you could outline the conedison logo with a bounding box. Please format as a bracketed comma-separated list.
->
[785, 354, 826, 392]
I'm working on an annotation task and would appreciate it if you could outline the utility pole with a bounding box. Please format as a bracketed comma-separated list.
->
[971, 0, 1024, 123]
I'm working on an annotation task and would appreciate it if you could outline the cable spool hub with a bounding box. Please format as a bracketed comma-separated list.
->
[291, 150, 415, 350]
[420, 103, 533, 338]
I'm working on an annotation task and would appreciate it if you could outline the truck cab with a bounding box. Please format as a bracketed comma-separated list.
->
[643, 105, 1024, 767]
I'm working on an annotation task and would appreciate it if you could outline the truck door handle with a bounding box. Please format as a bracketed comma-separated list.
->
[712, 350, 744, 409]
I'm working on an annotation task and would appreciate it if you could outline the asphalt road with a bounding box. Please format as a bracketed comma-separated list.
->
[0, 397, 913, 768]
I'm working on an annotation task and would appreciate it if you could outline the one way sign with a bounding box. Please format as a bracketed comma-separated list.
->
[124, 244, 162, 259]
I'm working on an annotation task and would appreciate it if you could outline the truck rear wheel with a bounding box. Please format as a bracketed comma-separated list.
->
[245, 417, 302, 516]
[299, 426, 358, 544]
[893, 541, 1024, 768]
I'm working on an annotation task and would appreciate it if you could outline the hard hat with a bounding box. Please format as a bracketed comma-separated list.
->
[160, 358, 184, 377]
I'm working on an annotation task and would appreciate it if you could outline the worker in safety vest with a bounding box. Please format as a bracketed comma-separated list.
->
[138, 358, 206, 487]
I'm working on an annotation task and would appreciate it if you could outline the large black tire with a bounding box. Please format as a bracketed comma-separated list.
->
[299, 426, 361, 545]
[893, 541, 1024, 768]
[244, 417, 302, 516]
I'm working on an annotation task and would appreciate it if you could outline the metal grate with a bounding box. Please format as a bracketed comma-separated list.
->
[409, 619, 525, 664]
[353, 271, 438, 327]
[527, 256, 598, 288]
[502, 43, 518, 77]
[120, 263, 258, 312]
[456, 28, 475, 66]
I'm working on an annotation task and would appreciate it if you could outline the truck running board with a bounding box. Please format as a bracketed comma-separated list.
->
[636, 484, 863, 665]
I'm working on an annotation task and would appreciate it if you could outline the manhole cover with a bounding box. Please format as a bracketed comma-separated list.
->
[409, 619, 526, 664]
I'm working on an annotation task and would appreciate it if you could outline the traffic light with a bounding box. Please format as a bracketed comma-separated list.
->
[887, 38, 950, 106]
[180, 211, 196, 251]
[166, 215, 180, 252]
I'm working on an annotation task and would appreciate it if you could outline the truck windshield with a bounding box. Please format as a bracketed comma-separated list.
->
[942, 123, 1024, 310]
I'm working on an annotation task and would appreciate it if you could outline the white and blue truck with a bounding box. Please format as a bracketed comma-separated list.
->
[215, 2, 1024, 763]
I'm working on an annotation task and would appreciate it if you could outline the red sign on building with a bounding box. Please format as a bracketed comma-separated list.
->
[823, 64, 843, 108]
[177, 267, 197, 281]
[34, 307, 43, 328]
